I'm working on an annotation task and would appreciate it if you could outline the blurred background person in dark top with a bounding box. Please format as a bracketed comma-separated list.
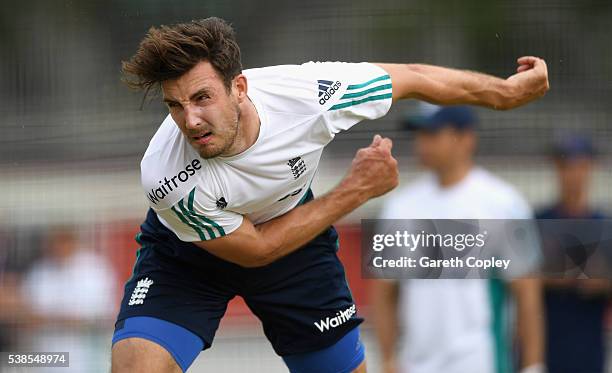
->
[537, 133, 611, 373]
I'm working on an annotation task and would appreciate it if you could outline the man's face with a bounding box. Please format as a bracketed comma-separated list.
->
[162, 61, 242, 159]
[48, 230, 78, 263]
[414, 127, 473, 171]
[555, 157, 593, 195]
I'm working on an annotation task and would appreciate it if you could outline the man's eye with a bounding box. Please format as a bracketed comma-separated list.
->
[166, 102, 180, 108]
[196, 95, 209, 102]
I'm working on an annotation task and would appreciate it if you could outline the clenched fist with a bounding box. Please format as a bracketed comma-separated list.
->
[340, 134, 399, 202]
[504, 56, 550, 109]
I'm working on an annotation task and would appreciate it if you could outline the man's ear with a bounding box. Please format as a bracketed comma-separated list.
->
[233, 74, 248, 103]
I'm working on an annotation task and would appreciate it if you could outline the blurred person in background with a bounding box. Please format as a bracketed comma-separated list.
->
[537, 134, 611, 373]
[0, 274, 23, 351]
[20, 227, 117, 372]
[0, 245, 21, 351]
[0, 229, 37, 352]
[371, 105, 545, 373]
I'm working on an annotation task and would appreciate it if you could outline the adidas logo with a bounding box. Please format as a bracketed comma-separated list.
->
[318, 79, 341, 105]
[128, 277, 154, 306]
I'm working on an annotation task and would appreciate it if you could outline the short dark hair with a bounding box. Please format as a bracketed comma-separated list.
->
[122, 17, 242, 92]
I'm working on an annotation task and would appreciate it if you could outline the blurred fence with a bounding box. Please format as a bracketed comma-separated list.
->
[1, 0, 611, 164]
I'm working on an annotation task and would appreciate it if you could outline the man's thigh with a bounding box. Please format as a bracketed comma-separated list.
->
[112, 316, 207, 372]
[111, 335, 368, 373]
[113, 240, 237, 372]
[112, 337, 181, 373]
[354, 361, 367, 373]
[280, 326, 367, 373]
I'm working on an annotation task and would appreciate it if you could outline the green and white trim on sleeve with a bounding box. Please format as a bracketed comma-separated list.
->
[321, 63, 393, 135]
[169, 187, 227, 241]
[329, 74, 392, 111]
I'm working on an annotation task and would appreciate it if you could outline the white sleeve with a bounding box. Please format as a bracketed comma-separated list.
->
[155, 188, 243, 243]
[245, 62, 392, 141]
[509, 193, 534, 219]
[306, 62, 393, 136]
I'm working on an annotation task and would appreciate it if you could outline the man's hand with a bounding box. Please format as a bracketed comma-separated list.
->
[339, 134, 399, 203]
[504, 56, 550, 109]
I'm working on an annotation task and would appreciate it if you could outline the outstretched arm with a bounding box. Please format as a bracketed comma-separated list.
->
[375, 56, 549, 110]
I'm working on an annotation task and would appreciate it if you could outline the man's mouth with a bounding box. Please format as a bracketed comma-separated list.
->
[192, 131, 213, 144]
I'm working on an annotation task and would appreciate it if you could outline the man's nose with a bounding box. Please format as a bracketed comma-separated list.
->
[184, 105, 202, 130]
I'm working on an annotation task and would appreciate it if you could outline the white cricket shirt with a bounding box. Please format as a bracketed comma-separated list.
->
[141, 62, 392, 242]
[379, 167, 535, 373]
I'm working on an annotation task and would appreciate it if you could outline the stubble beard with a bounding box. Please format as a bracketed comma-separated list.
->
[197, 104, 241, 159]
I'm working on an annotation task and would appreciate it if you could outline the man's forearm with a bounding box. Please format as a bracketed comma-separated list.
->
[407, 64, 516, 108]
[371, 280, 400, 368]
[376, 57, 548, 110]
[377, 63, 514, 109]
[511, 279, 545, 369]
[195, 183, 367, 268]
[253, 181, 368, 266]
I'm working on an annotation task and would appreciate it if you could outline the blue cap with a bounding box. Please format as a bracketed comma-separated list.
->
[404, 105, 478, 132]
[553, 134, 596, 159]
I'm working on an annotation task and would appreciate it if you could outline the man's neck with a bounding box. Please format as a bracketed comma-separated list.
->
[436, 162, 473, 188]
[559, 190, 589, 217]
[226, 97, 260, 156]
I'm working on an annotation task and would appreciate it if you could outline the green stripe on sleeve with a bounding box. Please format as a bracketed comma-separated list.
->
[341, 83, 392, 99]
[178, 199, 216, 240]
[187, 188, 226, 237]
[171, 205, 208, 241]
[329, 93, 392, 111]
[346, 75, 390, 90]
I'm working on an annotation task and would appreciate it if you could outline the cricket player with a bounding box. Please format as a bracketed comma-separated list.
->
[538, 134, 610, 373]
[372, 106, 544, 373]
[111, 17, 549, 373]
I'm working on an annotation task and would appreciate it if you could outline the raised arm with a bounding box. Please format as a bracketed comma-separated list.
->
[194, 135, 398, 267]
[375, 56, 549, 110]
